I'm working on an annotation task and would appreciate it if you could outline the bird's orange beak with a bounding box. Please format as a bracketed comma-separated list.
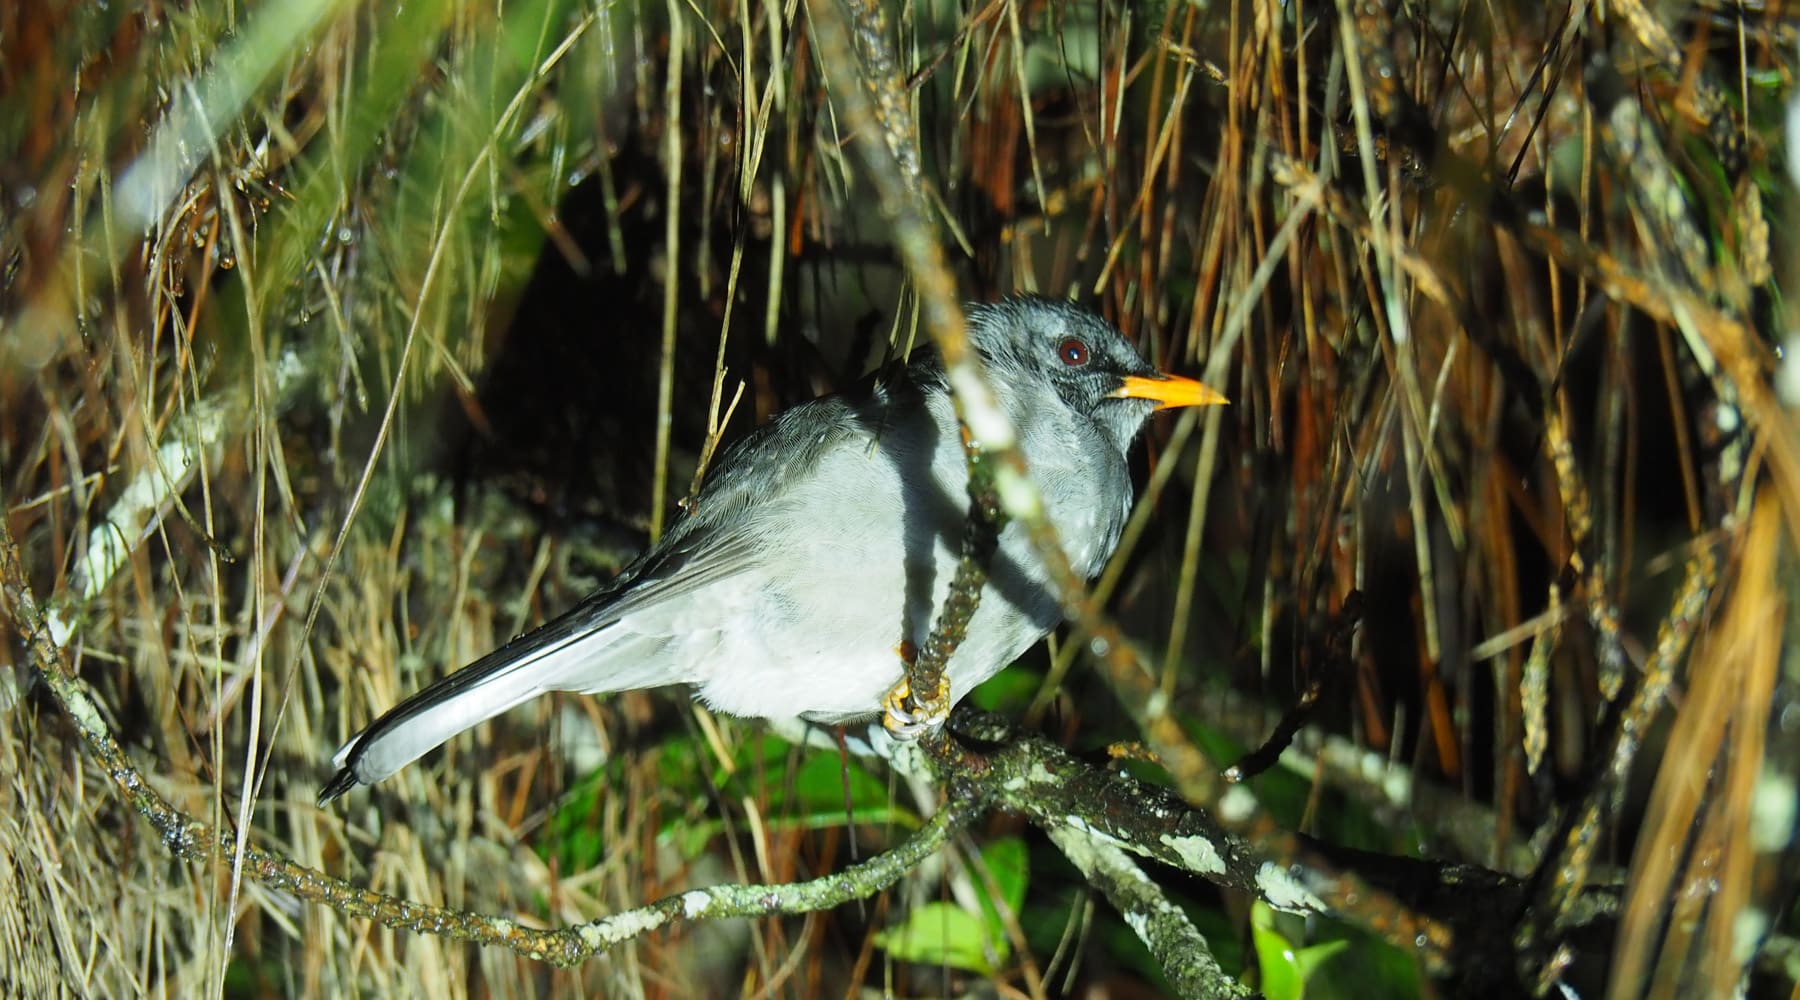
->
[1112, 373, 1229, 411]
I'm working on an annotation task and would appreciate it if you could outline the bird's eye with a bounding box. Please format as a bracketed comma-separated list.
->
[1057, 338, 1090, 366]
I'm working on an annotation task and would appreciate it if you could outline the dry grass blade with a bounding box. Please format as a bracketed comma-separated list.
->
[1609, 486, 1785, 1000]
[5, 0, 1800, 996]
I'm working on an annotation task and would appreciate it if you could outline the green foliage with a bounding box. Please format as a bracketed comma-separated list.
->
[1250, 901, 1349, 1000]
[972, 836, 1030, 934]
[874, 836, 1030, 975]
[969, 662, 1043, 714]
[875, 902, 1001, 974]
[544, 729, 916, 873]
[1182, 711, 1419, 856]
[1250, 901, 1421, 1000]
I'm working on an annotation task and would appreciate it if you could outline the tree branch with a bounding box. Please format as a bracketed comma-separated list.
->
[1048, 823, 1253, 999]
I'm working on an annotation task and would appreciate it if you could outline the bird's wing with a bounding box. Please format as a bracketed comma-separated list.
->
[319, 397, 882, 803]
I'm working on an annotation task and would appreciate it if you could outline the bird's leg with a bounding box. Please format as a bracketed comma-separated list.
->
[881, 677, 951, 739]
[882, 640, 950, 739]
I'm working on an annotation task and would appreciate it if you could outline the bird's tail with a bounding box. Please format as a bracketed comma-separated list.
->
[317, 610, 670, 805]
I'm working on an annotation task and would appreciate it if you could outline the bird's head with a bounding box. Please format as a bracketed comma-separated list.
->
[967, 296, 1227, 451]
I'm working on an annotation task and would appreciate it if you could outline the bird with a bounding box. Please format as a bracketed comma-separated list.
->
[319, 296, 1226, 804]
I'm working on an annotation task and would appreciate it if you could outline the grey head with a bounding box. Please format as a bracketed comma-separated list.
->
[963, 296, 1221, 452]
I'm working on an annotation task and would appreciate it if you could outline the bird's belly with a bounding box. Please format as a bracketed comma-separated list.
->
[688, 596, 1047, 722]
[674, 416, 1108, 724]
[695, 639, 901, 721]
[681, 537, 1055, 722]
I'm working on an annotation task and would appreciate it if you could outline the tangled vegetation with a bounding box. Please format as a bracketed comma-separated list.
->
[2, 1, 1797, 996]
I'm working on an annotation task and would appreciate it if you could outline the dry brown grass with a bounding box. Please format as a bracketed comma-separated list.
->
[3, 0, 1798, 996]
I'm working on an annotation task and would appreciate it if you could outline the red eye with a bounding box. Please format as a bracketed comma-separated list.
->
[1057, 338, 1090, 366]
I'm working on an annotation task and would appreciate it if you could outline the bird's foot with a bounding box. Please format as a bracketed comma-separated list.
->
[881, 676, 950, 740]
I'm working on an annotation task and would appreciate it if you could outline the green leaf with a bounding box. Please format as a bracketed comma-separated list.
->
[1295, 919, 1419, 1000]
[969, 664, 1042, 713]
[875, 902, 1006, 975]
[876, 838, 1029, 976]
[1251, 900, 1349, 1000]
[979, 836, 1029, 921]
[1251, 902, 1306, 1000]
[549, 729, 922, 867]
[785, 744, 892, 816]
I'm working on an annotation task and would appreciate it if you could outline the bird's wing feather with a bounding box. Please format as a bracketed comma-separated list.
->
[319, 394, 888, 803]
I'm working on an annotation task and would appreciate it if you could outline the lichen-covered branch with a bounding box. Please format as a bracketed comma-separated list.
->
[939, 707, 1555, 992]
[1049, 823, 1253, 1000]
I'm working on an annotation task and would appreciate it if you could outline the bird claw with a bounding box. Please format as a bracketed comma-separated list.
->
[881, 677, 949, 740]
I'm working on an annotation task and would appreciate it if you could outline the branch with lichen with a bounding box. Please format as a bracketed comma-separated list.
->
[1048, 823, 1252, 1000]
[936, 708, 1550, 991]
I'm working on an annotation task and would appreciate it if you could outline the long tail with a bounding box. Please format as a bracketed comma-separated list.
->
[317, 602, 670, 804]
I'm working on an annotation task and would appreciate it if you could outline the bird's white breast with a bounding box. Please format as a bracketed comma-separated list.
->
[686, 382, 1132, 723]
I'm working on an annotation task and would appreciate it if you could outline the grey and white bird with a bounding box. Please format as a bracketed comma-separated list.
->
[319, 296, 1225, 803]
